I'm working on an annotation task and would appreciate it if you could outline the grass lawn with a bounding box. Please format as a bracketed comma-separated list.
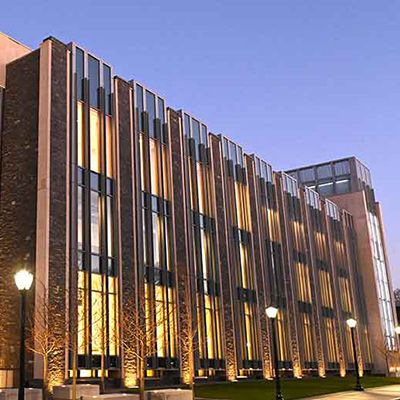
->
[194, 376, 400, 399]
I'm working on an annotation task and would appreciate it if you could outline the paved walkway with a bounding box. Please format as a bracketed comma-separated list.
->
[301, 384, 400, 400]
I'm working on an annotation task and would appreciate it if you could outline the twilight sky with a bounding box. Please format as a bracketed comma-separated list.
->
[2, 0, 399, 287]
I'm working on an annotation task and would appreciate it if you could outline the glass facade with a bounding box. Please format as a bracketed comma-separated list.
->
[73, 46, 119, 376]
[222, 137, 261, 372]
[135, 83, 178, 372]
[183, 113, 224, 375]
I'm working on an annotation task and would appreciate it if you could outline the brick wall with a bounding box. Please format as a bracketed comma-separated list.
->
[0, 50, 40, 383]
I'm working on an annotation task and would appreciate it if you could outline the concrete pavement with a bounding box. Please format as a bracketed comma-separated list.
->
[301, 384, 400, 400]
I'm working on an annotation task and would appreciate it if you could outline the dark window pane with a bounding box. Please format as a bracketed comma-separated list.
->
[335, 179, 350, 194]
[136, 85, 144, 132]
[146, 90, 156, 137]
[76, 48, 84, 101]
[158, 98, 165, 124]
[334, 161, 350, 176]
[90, 172, 100, 191]
[201, 124, 208, 146]
[91, 255, 100, 273]
[88, 56, 100, 108]
[317, 164, 332, 179]
[184, 114, 190, 137]
[299, 168, 315, 182]
[230, 142, 237, 165]
[318, 182, 334, 196]
[103, 65, 112, 115]
[192, 119, 200, 159]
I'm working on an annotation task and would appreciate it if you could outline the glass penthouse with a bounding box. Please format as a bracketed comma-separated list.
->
[0, 33, 398, 389]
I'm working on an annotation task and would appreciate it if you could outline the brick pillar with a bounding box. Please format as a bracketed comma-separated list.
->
[115, 78, 138, 387]
[168, 109, 194, 384]
[209, 135, 237, 380]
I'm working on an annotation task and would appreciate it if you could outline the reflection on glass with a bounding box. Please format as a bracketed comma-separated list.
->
[91, 191, 100, 254]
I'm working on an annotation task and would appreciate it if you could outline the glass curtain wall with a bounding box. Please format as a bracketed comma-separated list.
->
[254, 157, 291, 368]
[183, 113, 224, 376]
[222, 138, 261, 372]
[305, 188, 340, 371]
[135, 83, 178, 374]
[282, 174, 317, 371]
[326, 201, 356, 369]
[73, 47, 119, 377]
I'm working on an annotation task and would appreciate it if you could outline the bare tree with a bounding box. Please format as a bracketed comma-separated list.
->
[68, 286, 103, 400]
[27, 284, 66, 400]
[120, 295, 176, 400]
[178, 291, 198, 398]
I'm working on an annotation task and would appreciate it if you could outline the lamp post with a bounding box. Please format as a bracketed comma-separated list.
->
[346, 318, 363, 392]
[15, 269, 34, 400]
[266, 306, 284, 400]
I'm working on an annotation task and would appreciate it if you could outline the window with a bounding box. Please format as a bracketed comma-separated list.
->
[103, 65, 112, 115]
[318, 182, 334, 196]
[334, 161, 350, 176]
[317, 164, 333, 179]
[136, 85, 144, 132]
[76, 48, 84, 101]
[335, 179, 350, 194]
[146, 90, 156, 137]
[184, 114, 190, 137]
[78, 187, 84, 250]
[90, 191, 101, 254]
[158, 98, 165, 124]
[106, 116, 113, 178]
[299, 168, 315, 182]
[77, 102, 84, 167]
[88, 56, 100, 109]
[90, 109, 101, 173]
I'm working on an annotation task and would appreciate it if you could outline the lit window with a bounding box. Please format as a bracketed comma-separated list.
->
[77, 102, 84, 167]
[90, 108, 101, 173]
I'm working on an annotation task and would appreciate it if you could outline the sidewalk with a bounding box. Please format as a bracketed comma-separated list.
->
[301, 384, 400, 400]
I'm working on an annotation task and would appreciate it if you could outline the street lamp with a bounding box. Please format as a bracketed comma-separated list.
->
[266, 306, 284, 400]
[346, 318, 363, 392]
[15, 269, 33, 400]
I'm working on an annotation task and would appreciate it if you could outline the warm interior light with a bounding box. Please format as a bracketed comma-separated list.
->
[394, 326, 400, 335]
[266, 306, 279, 319]
[346, 318, 357, 328]
[14, 269, 33, 291]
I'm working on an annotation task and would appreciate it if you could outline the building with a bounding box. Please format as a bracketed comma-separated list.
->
[287, 157, 399, 374]
[0, 33, 398, 389]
